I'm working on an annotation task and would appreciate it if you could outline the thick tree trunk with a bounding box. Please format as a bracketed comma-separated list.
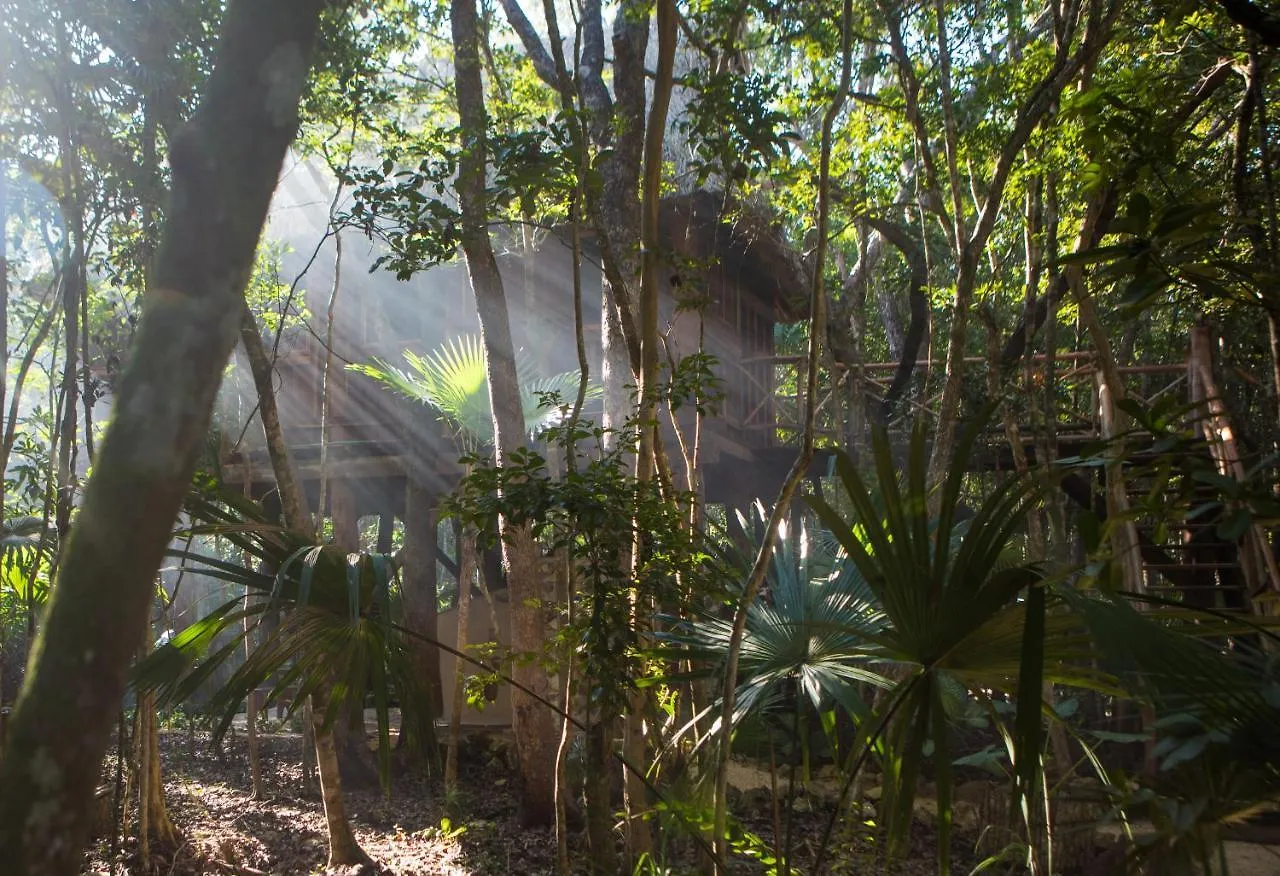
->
[0, 5, 324, 872]
[451, 0, 558, 824]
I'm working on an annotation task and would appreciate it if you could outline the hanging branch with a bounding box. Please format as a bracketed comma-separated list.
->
[710, 0, 854, 868]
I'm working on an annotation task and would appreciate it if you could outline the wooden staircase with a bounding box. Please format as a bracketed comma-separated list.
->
[1133, 478, 1252, 613]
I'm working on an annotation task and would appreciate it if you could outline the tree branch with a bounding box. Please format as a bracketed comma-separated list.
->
[1216, 0, 1280, 47]
[495, 0, 560, 86]
[0, 3, 324, 872]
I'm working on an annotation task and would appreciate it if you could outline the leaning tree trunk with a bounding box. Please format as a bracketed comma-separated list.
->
[241, 299, 371, 865]
[0, 5, 324, 873]
[450, 0, 558, 824]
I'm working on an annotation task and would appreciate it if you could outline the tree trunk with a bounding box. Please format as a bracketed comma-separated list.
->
[312, 696, 371, 870]
[711, 1, 853, 866]
[302, 698, 316, 789]
[592, 0, 647, 450]
[919, 1, 1118, 489]
[52, 54, 85, 544]
[451, 0, 558, 824]
[0, 163, 7, 527]
[243, 302, 373, 857]
[316, 228, 342, 533]
[1189, 326, 1280, 597]
[138, 690, 179, 855]
[245, 597, 264, 799]
[0, 5, 324, 872]
[243, 302, 373, 860]
[239, 305, 312, 537]
[622, 0, 676, 859]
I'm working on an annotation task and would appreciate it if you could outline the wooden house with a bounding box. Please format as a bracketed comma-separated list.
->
[221, 174, 810, 529]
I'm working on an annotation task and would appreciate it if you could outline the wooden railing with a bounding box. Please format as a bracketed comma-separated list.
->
[722, 351, 1193, 448]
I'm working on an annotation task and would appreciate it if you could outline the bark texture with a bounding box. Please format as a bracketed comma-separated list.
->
[239, 305, 313, 539]
[243, 300, 370, 862]
[0, 4, 324, 872]
[451, 0, 558, 824]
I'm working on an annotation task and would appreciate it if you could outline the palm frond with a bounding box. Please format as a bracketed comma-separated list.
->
[134, 485, 437, 787]
[350, 333, 599, 448]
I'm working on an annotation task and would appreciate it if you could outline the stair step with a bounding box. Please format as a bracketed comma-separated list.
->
[1146, 582, 1248, 590]
[1144, 562, 1240, 570]
[1144, 542, 1235, 551]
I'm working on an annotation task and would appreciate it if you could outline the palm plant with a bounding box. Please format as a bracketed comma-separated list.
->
[134, 487, 435, 791]
[1, 516, 54, 642]
[1060, 589, 1280, 874]
[350, 334, 596, 797]
[349, 333, 597, 450]
[804, 424, 1124, 874]
[658, 503, 890, 873]
[665, 501, 889, 742]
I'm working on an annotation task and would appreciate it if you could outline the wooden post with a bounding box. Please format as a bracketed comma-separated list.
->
[331, 480, 358, 552]
[376, 510, 395, 555]
[402, 481, 443, 720]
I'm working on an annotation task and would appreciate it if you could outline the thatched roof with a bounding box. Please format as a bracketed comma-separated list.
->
[660, 190, 810, 322]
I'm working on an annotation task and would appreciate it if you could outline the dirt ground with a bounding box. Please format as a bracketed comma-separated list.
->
[84, 727, 1280, 875]
[82, 729, 974, 875]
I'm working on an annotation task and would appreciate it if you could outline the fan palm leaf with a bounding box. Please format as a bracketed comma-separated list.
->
[349, 334, 599, 450]
[132, 487, 435, 788]
[0, 516, 53, 605]
[658, 502, 890, 749]
[805, 420, 1064, 872]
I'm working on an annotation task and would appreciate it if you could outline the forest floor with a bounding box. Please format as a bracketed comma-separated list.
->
[82, 727, 977, 875]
